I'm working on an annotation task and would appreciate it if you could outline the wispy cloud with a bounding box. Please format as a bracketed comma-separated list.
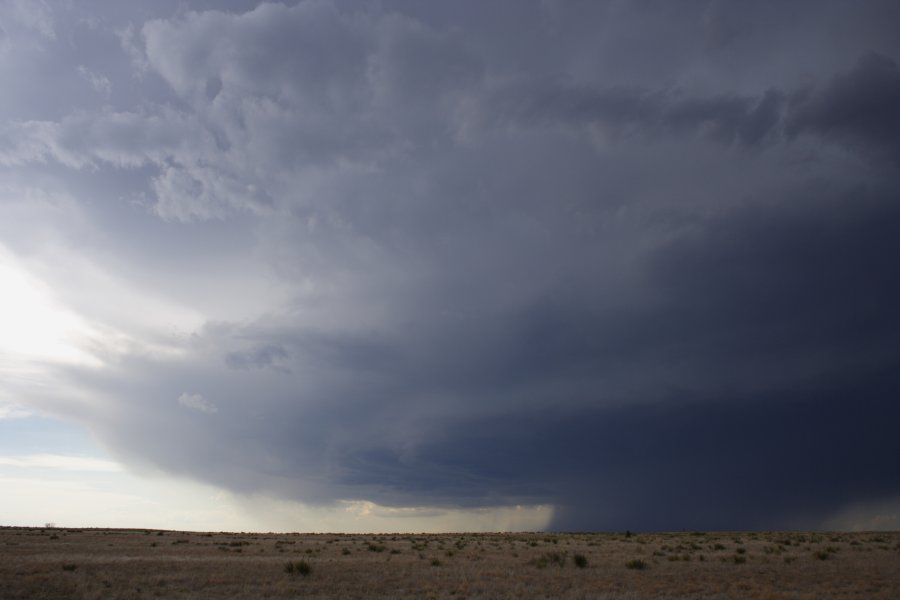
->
[0, 454, 123, 472]
[177, 393, 217, 414]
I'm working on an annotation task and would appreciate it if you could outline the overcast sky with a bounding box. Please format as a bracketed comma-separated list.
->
[1, 0, 899, 532]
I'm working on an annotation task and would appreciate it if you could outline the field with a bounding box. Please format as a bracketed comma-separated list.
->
[1, 527, 898, 599]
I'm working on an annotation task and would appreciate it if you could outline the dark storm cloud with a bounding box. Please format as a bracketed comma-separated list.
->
[786, 52, 900, 163]
[487, 82, 785, 148]
[269, 186, 900, 526]
[5, 0, 900, 530]
[60, 182, 899, 527]
[422, 373, 900, 532]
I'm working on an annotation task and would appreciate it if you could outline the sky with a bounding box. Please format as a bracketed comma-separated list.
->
[1, 0, 899, 533]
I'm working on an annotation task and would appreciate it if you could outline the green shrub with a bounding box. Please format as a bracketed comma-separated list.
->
[625, 559, 646, 570]
[573, 554, 588, 568]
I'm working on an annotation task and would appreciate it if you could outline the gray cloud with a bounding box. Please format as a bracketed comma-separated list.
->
[786, 52, 900, 164]
[482, 81, 787, 149]
[3, 0, 900, 530]
[178, 392, 218, 414]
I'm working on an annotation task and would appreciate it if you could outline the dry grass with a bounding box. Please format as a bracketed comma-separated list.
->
[1, 527, 898, 598]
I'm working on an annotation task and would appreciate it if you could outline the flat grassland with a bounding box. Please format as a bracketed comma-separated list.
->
[1, 527, 898, 599]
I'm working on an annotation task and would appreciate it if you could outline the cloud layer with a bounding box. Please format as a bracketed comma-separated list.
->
[2, 0, 899, 531]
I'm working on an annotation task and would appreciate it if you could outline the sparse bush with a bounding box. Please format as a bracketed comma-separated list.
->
[625, 559, 646, 570]
[62, 564, 77, 572]
[367, 543, 385, 553]
[530, 551, 566, 568]
[342, 547, 351, 555]
[733, 555, 746, 564]
[814, 551, 829, 560]
[573, 554, 588, 568]
[284, 560, 311, 576]
[430, 558, 441, 566]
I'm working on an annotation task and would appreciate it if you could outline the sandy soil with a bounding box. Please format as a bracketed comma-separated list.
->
[1, 527, 898, 598]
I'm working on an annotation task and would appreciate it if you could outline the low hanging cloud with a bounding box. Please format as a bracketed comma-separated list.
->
[2, 0, 899, 531]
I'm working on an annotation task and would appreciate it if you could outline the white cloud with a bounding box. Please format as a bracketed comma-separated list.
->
[0, 454, 122, 472]
[9, 0, 55, 39]
[0, 404, 30, 420]
[178, 392, 217, 414]
[0, 247, 101, 368]
[77, 66, 112, 97]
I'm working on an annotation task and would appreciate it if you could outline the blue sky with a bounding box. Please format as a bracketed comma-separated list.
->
[1, 0, 899, 532]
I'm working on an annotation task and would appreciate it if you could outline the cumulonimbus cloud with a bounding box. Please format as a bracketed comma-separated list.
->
[2, 0, 899, 531]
